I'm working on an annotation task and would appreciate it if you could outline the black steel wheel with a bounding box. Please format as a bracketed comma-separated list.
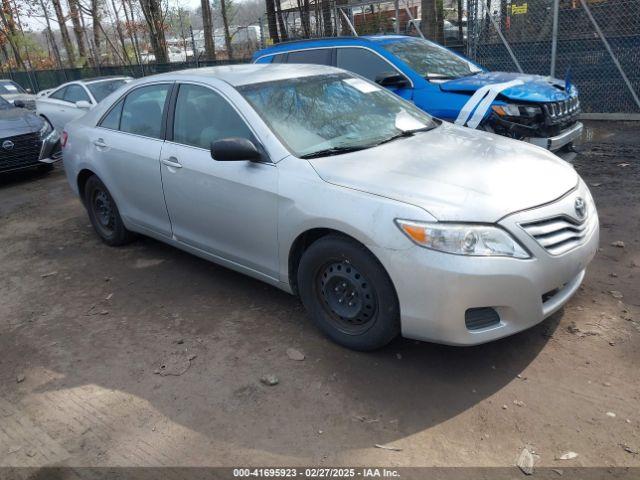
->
[298, 235, 399, 351]
[84, 175, 135, 246]
[317, 260, 377, 335]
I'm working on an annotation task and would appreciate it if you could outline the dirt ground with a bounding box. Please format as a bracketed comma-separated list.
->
[0, 121, 638, 474]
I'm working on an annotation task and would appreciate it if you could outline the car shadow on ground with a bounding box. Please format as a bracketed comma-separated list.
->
[17, 228, 562, 458]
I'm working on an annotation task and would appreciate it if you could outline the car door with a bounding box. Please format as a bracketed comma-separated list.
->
[37, 85, 68, 131]
[88, 83, 173, 237]
[335, 47, 414, 101]
[159, 82, 279, 279]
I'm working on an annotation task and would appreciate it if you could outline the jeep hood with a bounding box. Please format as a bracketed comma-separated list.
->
[440, 71, 575, 103]
[308, 122, 578, 223]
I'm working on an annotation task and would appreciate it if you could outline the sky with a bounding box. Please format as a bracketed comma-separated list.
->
[23, 0, 205, 32]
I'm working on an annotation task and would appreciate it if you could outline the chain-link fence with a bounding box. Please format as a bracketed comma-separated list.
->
[259, 0, 467, 52]
[3, 58, 243, 94]
[467, 0, 640, 115]
[5, 0, 639, 115]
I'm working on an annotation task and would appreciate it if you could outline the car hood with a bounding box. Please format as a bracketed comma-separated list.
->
[308, 122, 578, 223]
[439, 71, 575, 103]
[0, 107, 43, 137]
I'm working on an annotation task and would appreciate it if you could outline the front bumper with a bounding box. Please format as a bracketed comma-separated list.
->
[525, 121, 584, 152]
[0, 130, 61, 173]
[372, 183, 599, 346]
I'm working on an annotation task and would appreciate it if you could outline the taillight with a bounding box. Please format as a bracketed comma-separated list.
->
[61, 131, 68, 148]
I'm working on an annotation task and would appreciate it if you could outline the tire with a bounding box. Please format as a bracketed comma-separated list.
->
[83, 175, 135, 246]
[297, 235, 400, 351]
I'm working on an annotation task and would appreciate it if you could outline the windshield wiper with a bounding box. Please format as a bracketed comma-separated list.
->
[427, 72, 480, 80]
[370, 126, 433, 147]
[299, 145, 368, 159]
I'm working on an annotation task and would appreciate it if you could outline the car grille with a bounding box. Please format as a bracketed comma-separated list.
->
[542, 96, 581, 126]
[0, 132, 42, 171]
[520, 211, 596, 256]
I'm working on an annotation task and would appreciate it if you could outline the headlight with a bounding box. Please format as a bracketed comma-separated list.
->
[39, 120, 53, 138]
[492, 104, 541, 118]
[396, 220, 530, 258]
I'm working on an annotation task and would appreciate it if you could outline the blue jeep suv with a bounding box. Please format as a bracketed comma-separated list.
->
[253, 35, 583, 154]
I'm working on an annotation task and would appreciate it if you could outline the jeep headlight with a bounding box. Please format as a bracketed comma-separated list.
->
[396, 220, 530, 258]
[492, 103, 541, 118]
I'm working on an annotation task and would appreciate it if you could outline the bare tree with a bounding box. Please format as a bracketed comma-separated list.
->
[264, 0, 278, 43]
[107, 0, 131, 64]
[321, 0, 332, 36]
[90, 0, 101, 55]
[420, 0, 443, 43]
[219, 0, 231, 58]
[122, 0, 143, 65]
[200, 0, 215, 59]
[296, 0, 309, 37]
[68, 0, 88, 62]
[51, 0, 76, 65]
[37, 0, 64, 67]
[139, 0, 168, 62]
[0, 0, 25, 67]
[275, 0, 287, 41]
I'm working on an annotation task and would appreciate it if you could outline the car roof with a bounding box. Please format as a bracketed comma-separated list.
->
[82, 76, 131, 84]
[148, 63, 345, 87]
[254, 35, 416, 56]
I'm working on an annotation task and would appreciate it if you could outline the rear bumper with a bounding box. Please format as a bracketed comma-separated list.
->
[526, 122, 584, 151]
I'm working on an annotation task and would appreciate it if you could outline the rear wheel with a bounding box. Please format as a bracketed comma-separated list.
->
[297, 235, 400, 351]
[84, 175, 135, 246]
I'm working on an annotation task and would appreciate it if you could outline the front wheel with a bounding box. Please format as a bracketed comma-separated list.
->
[84, 175, 135, 246]
[297, 235, 400, 351]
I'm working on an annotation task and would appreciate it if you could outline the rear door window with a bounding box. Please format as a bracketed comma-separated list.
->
[49, 86, 68, 100]
[286, 48, 332, 65]
[270, 53, 287, 63]
[119, 84, 170, 139]
[99, 99, 124, 130]
[64, 84, 91, 103]
[336, 48, 396, 82]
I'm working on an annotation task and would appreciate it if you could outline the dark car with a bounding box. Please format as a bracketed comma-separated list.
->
[0, 96, 61, 174]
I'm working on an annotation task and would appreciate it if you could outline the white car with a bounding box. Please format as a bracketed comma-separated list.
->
[0, 79, 36, 109]
[36, 76, 132, 132]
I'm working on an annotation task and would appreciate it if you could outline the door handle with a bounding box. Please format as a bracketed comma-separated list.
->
[93, 138, 107, 148]
[161, 156, 182, 169]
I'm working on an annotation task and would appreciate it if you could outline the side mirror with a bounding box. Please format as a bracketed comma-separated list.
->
[25, 88, 32, 93]
[210, 137, 264, 162]
[375, 72, 410, 89]
[76, 100, 92, 109]
[13, 99, 26, 108]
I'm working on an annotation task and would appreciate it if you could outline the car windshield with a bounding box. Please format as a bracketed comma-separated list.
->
[238, 73, 437, 158]
[0, 80, 26, 95]
[87, 79, 128, 102]
[382, 38, 482, 79]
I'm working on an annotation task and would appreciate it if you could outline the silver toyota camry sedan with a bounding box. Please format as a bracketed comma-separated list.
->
[61, 64, 599, 350]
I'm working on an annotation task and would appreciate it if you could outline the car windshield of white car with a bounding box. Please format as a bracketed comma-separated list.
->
[238, 73, 437, 158]
[0, 80, 26, 95]
[382, 38, 481, 79]
[87, 80, 128, 103]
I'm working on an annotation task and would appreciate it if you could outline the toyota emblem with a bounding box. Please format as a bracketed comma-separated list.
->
[2, 140, 14, 150]
[574, 197, 586, 219]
